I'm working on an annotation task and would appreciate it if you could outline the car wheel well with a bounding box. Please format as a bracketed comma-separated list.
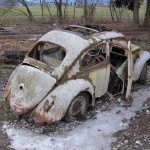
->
[64, 92, 91, 122]
[80, 91, 93, 106]
[148, 59, 150, 65]
[139, 61, 148, 85]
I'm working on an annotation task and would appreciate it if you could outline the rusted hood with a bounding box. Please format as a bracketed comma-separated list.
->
[4, 65, 56, 115]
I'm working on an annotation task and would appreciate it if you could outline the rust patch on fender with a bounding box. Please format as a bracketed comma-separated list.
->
[11, 102, 31, 116]
[33, 112, 53, 124]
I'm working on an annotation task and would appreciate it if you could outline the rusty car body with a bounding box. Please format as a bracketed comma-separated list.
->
[4, 25, 150, 124]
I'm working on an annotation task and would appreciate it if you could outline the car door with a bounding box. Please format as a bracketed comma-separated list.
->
[79, 42, 110, 98]
[126, 40, 133, 99]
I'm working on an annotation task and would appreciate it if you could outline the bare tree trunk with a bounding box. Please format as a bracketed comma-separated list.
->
[118, 8, 124, 20]
[133, 0, 139, 26]
[54, 0, 63, 24]
[40, 0, 44, 20]
[109, 0, 115, 21]
[73, 2, 77, 21]
[18, 0, 34, 22]
[84, 0, 88, 22]
[89, 3, 96, 22]
[112, 2, 119, 21]
[64, 1, 68, 20]
[44, 0, 52, 18]
[143, 0, 150, 27]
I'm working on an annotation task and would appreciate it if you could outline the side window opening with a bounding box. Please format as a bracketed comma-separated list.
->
[28, 44, 41, 61]
[110, 46, 127, 69]
[108, 46, 126, 95]
[28, 42, 66, 67]
[82, 43, 106, 67]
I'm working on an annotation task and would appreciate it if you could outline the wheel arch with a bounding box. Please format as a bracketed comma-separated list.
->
[80, 91, 93, 106]
[148, 59, 150, 65]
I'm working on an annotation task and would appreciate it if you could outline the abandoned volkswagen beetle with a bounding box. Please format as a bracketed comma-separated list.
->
[4, 25, 150, 124]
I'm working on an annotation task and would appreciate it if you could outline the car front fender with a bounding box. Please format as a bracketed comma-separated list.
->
[31, 79, 94, 124]
[133, 51, 150, 81]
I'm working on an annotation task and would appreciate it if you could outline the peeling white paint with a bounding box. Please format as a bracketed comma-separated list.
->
[67, 60, 80, 78]
[9, 65, 56, 114]
[39, 30, 89, 78]
[89, 65, 110, 98]
[133, 51, 150, 81]
[33, 79, 94, 123]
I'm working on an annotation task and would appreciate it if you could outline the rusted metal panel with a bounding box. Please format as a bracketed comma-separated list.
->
[23, 57, 53, 74]
[116, 60, 128, 83]
[4, 65, 56, 115]
[110, 40, 140, 52]
[89, 65, 110, 98]
[32, 79, 94, 124]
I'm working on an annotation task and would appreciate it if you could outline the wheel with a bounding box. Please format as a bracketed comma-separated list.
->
[139, 62, 148, 85]
[64, 93, 89, 122]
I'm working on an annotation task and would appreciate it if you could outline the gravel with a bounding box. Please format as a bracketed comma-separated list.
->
[111, 66, 150, 150]
[5, 95, 114, 135]
[111, 105, 150, 150]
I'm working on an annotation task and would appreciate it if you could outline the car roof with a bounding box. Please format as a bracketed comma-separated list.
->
[38, 25, 125, 54]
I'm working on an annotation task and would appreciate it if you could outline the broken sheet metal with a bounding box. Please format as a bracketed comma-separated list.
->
[88, 65, 110, 98]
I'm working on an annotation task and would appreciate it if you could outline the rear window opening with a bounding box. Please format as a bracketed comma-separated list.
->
[28, 42, 66, 68]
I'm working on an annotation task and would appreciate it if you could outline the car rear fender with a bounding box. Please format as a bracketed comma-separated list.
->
[133, 51, 150, 81]
[31, 79, 94, 124]
[4, 65, 56, 115]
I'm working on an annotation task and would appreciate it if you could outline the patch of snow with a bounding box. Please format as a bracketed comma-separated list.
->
[3, 87, 150, 150]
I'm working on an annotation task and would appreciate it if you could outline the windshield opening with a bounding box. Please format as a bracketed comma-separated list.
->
[28, 42, 66, 67]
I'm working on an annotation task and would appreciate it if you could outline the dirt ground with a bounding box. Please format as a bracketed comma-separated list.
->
[0, 22, 150, 150]
[0, 23, 150, 52]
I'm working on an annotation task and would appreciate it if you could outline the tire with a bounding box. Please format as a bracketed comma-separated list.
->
[64, 93, 89, 122]
[139, 62, 148, 85]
